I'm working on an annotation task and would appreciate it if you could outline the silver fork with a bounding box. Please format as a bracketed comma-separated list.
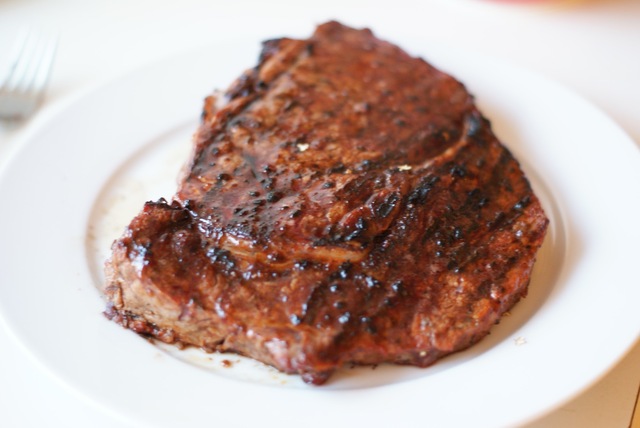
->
[0, 30, 58, 120]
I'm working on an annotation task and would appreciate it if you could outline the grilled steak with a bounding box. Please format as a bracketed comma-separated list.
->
[104, 21, 549, 385]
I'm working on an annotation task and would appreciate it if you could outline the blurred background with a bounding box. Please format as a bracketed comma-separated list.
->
[1, 0, 638, 145]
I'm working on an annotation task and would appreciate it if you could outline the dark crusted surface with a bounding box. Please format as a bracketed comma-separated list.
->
[104, 21, 548, 385]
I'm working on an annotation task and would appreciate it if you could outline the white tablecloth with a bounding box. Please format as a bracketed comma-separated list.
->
[1, 1, 638, 426]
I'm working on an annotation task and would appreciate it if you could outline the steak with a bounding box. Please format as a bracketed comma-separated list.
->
[104, 21, 549, 385]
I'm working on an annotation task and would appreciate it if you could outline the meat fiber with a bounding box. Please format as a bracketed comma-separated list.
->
[104, 21, 548, 385]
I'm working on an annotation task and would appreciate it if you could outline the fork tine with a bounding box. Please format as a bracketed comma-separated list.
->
[2, 30, 41, 92]
[29, 35, 58, 99]
[0, 30, 31, 88]
[0, 31, 58, 120]
[16, 34, 49, 94]
[14, 34, 58, 98]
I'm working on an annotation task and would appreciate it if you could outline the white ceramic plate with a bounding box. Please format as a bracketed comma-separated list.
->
[0, 37, 638, 428]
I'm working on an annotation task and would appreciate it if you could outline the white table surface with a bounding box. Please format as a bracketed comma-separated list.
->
[1, 1, 639, 427]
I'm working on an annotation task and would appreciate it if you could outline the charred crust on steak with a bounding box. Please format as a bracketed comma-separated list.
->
[104, 21, 548, 385]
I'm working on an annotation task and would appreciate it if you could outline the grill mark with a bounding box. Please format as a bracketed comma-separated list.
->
[301, 280, 329, 325]
[188, 41, 312, 194]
